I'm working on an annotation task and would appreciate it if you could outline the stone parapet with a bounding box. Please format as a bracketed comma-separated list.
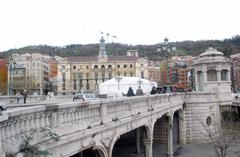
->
[0, 93, 185, 156]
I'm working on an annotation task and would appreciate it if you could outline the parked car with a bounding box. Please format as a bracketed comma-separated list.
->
[0, 102, 7, 111]
[73, 93, 98, 101]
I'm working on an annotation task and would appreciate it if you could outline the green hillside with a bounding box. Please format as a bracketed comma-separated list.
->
[1, 35, 240, 59]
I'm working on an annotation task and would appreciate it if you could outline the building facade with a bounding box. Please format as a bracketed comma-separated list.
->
[0, 59, 8, 95]
[57, 37, 149, 95]
[230, 53, 240, 92]
[8, 53, 50, 95]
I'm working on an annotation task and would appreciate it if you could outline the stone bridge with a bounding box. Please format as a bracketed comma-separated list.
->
[0, 92, 232, 157]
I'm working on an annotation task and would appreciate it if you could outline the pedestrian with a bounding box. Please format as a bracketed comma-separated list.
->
[136, 86, 143, 96]
[23, 90, 28, 104]
[16, 91, 20, 103]
[150, 87, 157, 95]
[127, 87, 135, 97]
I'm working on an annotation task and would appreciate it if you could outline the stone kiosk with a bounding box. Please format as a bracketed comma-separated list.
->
[184, 47, 232, 143]
[193, 47, 231, 93]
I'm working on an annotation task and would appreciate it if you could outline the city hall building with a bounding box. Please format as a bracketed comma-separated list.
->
[57, 37, 150, 95]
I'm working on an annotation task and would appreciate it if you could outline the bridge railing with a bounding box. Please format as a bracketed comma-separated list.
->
[0, 93, 185, 154]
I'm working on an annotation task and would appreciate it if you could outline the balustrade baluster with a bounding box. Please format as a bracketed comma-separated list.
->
[71, 111, 75, 124]
[58, 112, 64, 127]
[5, 124, 11, 141]
[31, 117, 35, 129]
[75, 110, 79, 122]
[35, 116, 39, 129]
[40, 116, 44, 128]
[24, 119, 30, 132]
[15, 121, 20, 138]
[1, 125, 6, 141]
[45, 115, 50, 127]
[67, 112, 71, 125]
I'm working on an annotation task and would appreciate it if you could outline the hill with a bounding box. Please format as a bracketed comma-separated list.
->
[1, 35, 240, 59]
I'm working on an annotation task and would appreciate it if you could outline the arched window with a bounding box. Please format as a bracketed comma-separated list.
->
[101, 65, 105, 69]
[108, 65, 112, 69]
[207, 70, 217, 81]
[221, 70, 228, 81]
[94, 65, 98, 69]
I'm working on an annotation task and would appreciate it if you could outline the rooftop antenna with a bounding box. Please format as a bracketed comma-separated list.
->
[100, 31, 117, 43]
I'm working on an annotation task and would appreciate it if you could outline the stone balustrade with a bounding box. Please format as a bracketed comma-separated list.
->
[0, 93, 185, 156]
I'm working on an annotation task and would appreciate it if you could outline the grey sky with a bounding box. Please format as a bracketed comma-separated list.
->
[0, 0, 239, 52]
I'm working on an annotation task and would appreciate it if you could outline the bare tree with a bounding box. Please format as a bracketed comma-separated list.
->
[198, 108, 240, 157]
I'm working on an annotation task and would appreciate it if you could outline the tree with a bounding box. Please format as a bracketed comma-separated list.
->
[198, 108, 240, 157]
[6, 127, 59, 157]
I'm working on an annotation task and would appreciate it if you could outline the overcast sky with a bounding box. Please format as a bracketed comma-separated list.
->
[0, 0, 239, 52]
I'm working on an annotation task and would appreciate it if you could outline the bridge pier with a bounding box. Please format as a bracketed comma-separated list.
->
[167, 113, 174, 157]
[136, 128, 141, 154]
[143, 138, 153, 157]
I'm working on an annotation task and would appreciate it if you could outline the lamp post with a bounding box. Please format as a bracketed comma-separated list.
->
[115, 76, 122, 91]
[7, 60, 16, 96]
[157, 37, 176, 92]
[137, 79, 143, 87]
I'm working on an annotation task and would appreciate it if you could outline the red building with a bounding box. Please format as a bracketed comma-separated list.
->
[0, 59, 8, 95]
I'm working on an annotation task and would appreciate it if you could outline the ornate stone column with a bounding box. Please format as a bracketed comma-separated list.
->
[195, 73, 198, 91]
[203, 70, 207, 83]
[136, 128, 141, 154]
[167, 113, 174, 157]
[143, 120, 155, 157]
[217, 69, 221, 82]
[227, 70, 231, 81]
[143, 139, 152, 157]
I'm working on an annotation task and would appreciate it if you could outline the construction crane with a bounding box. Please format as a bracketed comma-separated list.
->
[100, 31, 117, 43]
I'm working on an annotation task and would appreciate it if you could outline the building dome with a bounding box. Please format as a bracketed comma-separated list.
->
[193, 47, 228, 66]
[199, 47, 223, 57]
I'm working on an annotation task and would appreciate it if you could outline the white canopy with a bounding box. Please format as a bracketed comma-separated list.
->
[99, 77, 157, 95]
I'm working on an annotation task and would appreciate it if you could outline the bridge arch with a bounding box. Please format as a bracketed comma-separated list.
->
[110, 125, 152, 157]
[93, 145, 108, 157]
[70, 146, 107, 157]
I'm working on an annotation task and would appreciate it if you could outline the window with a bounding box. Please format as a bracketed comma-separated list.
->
[117, 65, 120, 68]
[73, 66, 76, 69]
[117, 72, 120, 76]
[108, 65, 112, 69]
[207, 70, 217, 81]
[124, 65, 127, 68]
[124, 72, 127, 76]
[86, 66, 89, 69]
[130, 73, 133, 77]
[130, 64, 133, 68]
[73, 75, 77, 90]
[221, 70, 228, 81]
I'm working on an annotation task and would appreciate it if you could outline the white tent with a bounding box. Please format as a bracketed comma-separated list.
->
[99, 77, 157, 95]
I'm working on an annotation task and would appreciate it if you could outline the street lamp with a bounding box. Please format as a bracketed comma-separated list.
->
[7, 60, 16, 96]
[115, 76, 122, 91]
[157, 37, 176, 92]
[137, 79, 143, 87]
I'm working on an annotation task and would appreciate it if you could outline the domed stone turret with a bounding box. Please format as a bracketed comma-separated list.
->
[193, 47, 231, 93]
